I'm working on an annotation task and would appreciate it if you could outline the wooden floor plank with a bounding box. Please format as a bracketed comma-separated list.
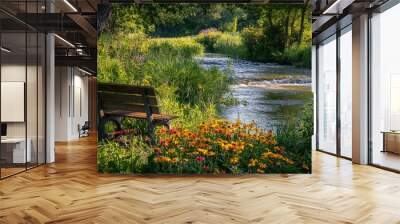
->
[0, 135, 400, 224]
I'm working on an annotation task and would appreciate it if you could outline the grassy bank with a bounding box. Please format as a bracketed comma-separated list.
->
[98, 33, 232, 130]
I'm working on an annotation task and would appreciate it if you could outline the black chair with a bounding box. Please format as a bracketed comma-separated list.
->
[79, 121, 90, 138]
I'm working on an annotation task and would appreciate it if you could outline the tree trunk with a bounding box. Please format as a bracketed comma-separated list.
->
[284, 8, 292, 49]
[298, 0, 310, 45]
[289, 10, 298, 47]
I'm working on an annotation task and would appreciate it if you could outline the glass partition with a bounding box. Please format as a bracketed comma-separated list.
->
[317, 35, 337, 154]
[1, 31, 28, 177]
[0, 1, 46, 179]
[370, 4, 400, 171]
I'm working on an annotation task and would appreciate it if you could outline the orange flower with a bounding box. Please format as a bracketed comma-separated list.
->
[154, 156, 171, 163]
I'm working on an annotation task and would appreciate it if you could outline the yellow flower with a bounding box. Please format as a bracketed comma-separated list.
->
[259, 163, 267, 169]
[230, 157, 239, 165]
[256, 169, 265, 174]
[197, 148, 209, 156]
[167, 149, 176, 154]
[248, 159, 258, 167]
[207, 151, 216, 156]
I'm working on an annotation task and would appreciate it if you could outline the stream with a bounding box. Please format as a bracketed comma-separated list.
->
[196, 53, 312, 130]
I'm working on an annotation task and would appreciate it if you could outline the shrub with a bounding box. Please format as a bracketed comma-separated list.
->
[196, 30, 223, 52]
[276, 101, 313, 173]
[240, 26, 270, 61]
[213, 33, 246, 58]
[97, 136, 154, 174]
[278, 44, 312, 68]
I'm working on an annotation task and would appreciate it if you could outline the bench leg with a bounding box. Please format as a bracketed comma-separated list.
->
[148, 120, 172, 145]
[148, 122, 157, 145]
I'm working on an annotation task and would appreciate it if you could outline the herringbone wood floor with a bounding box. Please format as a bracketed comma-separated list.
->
[1, 136, 400, 224]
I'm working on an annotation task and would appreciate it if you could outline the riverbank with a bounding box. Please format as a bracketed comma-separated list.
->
[196, 30, 311, 69]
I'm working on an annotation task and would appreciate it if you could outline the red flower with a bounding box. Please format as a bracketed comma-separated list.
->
[196, 156, 205, 162]
[169, 128, 177, 135]
[202, 165, 209, 171]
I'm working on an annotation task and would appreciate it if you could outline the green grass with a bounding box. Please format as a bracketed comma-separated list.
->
[149, 37, 204, 58]
[196, 31, 246, 59]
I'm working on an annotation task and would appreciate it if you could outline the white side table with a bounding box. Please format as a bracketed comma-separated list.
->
[1, 138, 32, 163]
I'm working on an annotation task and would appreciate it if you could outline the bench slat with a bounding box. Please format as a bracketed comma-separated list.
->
[103, 103, 160, 114]
[98, 83, 156, 96]
[104, 110, 177, 121]
[99, 92, 158, 106]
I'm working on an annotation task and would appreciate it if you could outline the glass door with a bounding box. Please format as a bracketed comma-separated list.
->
[370, 4, 400, 171]
[339, 25, 352, 158]
[317, 35, 337, 154]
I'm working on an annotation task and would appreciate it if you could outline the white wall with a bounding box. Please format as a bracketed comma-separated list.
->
[55, 67, 89, 141]
[1, 64, 26, 138]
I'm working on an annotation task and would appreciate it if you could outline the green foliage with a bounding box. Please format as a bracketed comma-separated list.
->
[275, 101, 313, 173]
[196, 31, 246, 59]
[142, 53, 231, 106]
[196, 30, 223, 52]
[105, 4, 153, 34]
[149, 37, 204, 58]
[97, 136, 154, 174]
[97, 33, 148, 84]
[157, 85, 218, 130]
[277, 44, 312, 68]
[103, 4, 312, 68]
[213, 33, 246, 59]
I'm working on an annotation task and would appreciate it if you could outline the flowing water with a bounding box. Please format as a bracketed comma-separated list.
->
[197, 53, 312, 130]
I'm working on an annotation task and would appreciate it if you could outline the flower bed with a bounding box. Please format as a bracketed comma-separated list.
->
[98, 119, 301, 174]
[153, 119, 296, 174]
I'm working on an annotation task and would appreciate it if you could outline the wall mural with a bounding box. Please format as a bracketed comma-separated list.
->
[97, 3, 312, 174]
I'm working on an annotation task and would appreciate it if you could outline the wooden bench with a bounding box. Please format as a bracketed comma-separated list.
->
[98, 83, 177, 142]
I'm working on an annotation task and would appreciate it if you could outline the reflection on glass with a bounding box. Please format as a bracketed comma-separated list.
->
[318, 35, 337, 154]
[340, 27, 352, 158]
[371, 4, 400, 171]
[1, 31, 27, 177]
